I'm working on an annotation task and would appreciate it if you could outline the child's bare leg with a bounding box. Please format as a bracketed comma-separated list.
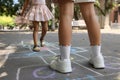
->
[79, 3, 105, 68]
[58, 0, 74, 46]
[79, 3, 100, 45]
[58, 1, 74, 60]
[40, 21, 48, 47]
[32, 21, 40, 52]
[50, 0, 74, 73]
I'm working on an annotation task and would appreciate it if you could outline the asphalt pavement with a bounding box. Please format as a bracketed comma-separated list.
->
[0, 29, 120, 80]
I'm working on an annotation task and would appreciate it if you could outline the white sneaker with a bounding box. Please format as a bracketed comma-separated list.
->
[50, 57, 72, 73]
[89, 55, 105, 69]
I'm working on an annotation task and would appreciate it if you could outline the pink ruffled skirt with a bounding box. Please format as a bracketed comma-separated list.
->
[52, 0, 95, 3]
[25, 4, 54, 21]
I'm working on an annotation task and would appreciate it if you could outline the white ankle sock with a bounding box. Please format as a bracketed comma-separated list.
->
[60, 45, 71, 60]
[91, 45, 102, 57]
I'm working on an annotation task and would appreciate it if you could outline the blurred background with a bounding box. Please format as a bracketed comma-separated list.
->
[0, 0, 120, 31]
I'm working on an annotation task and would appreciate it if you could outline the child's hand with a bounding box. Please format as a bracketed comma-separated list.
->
[20, 11, 24, 17]
[20, 11, 24, 16]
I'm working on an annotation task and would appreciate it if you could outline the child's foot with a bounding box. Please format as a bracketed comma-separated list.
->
[33, 45, 40, 52]
[89, 55, 105, 69]
[50, 56, 72, 73]
[89, 46, 105, 69]
[40, 40, 45, 47]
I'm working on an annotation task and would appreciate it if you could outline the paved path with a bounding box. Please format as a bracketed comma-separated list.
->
[0, 29, 120, 80]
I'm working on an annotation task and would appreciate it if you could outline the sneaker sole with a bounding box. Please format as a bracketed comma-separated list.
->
[49, 66, 72, 74]
[32, 50, 40, 52]
[89, 62, 105, 69]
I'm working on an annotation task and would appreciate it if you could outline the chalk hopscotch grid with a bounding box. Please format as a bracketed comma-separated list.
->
[0, 45, 16, 68]
[15, 41, 106, 80]
[2, 41, 120, 80]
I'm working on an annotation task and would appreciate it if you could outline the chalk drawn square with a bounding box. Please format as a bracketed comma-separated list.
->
[17, 63, 99, 80]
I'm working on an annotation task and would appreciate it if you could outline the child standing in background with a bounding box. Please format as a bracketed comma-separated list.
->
[21, 0, 54, 52]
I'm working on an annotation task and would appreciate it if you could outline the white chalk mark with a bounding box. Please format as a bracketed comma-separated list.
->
[0, 45, 15, 68]
[16, 65, 43, 80]
[39, 56, 49, 65]
[44, 42, 59, 50]
[73, 61, 104, 76]
[0, 53, 9, 68]
[82, 72, 120, 79]
[75, 47, 88, 52]
[21, 41, 25, 47]
[0, 72, 8, 78]
[47, 49, 57, 55]
[104, 56, 120, 60]
[20, 41, 32, 50]
[9, 56, 38, 59]
[28, 45, 33, 51]
[51, 45, 59, 49]
[73, 53, 89, 60]
[16, 68, 21, 80]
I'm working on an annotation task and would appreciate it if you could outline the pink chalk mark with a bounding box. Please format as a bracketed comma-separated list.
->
[40, 47, 49, 51]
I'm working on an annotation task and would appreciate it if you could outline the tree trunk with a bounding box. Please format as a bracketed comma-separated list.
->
[97, 15, 105, 29]
[98, 0, 105, 29]
[104, 14, 111, 29]
[51, 3, 56, 31]
[46, 0, 56, 31]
